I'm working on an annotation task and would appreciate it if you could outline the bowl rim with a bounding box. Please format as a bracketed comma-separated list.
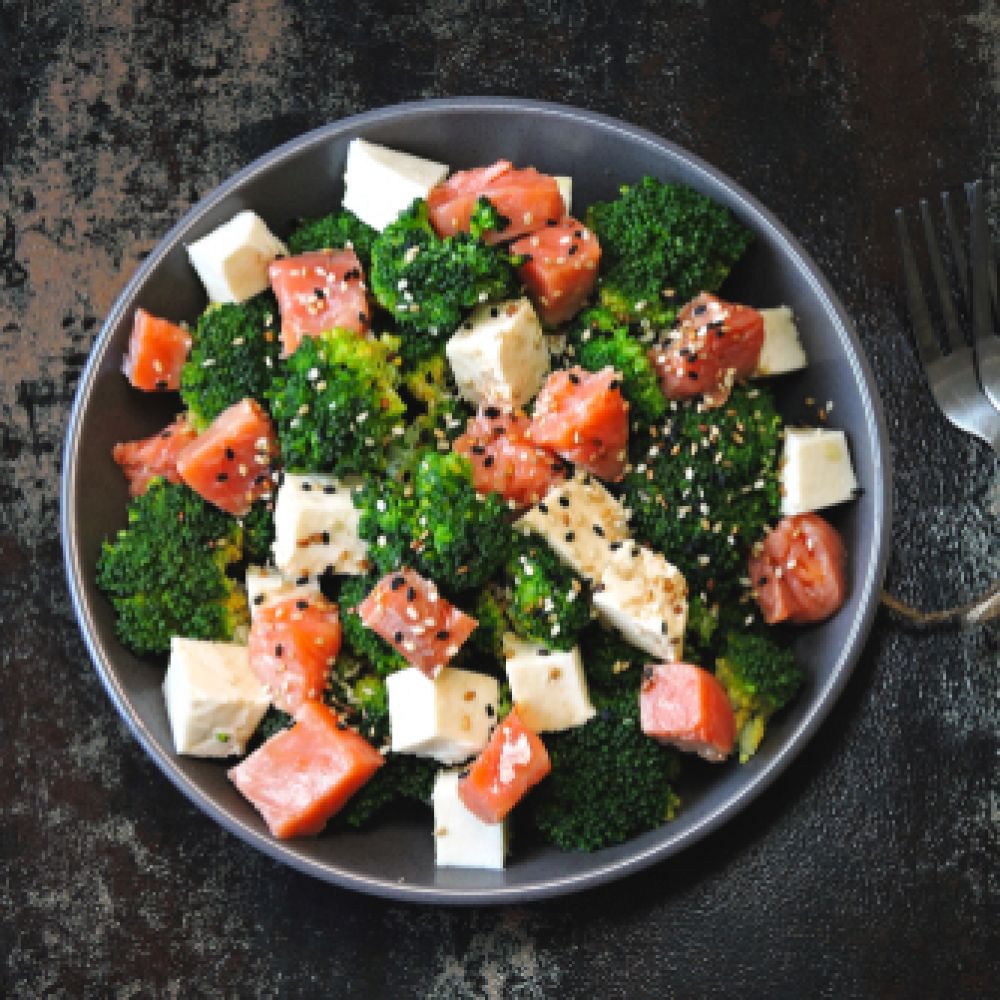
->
[61, 96, 892, 905]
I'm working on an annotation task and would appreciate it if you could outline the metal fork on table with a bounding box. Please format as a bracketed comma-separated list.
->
[887, 182, 1000, 625]
[894, 179, 1000, 454]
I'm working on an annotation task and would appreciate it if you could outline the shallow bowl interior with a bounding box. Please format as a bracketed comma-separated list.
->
[62, 98, 890, 904]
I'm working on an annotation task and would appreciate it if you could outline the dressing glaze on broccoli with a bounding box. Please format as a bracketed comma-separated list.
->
[586, 177, 751, 329]
[267, 328, 405, 476]
[96, 479, 247, 655]
[180, 291, 282, 429]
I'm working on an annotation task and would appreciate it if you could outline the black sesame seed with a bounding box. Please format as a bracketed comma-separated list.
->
[336, 720, 348, 731]
[538, 502, 549, 514]
[358, 312, 368, 324]
[484, 406, 501, 419]
[558, 495, 570, 508]
[253, 594, 265, 606]
[274, 644, 283, 657]
[435, 630, 449, 640]
[546, 218, 558, 226]
[391, 576, 405, 590]
[593, 524, 605, 537]
[568, 372, 581, 385]
[314, 287, 326, 300]
[323, 484, 336, 494]
[393, 631, 403, 643]
[296, 574, 309, 585]
[296, 599, 309, 610]
[758, 576, 768, 586]
[321, 531, 330, 545]
[489, 307, 499, 318]
[642, 666, 654, 682]
[485, 704, 495, 717]
[565, 531, 575, 542]
[483, 455, 495, 468]
[216, 472, 228, 482]
[471, 444, 486, 455]
[406, 586, 416, 601]
[688, 371, 700, 380]
[301, 482, 313, 491]
[225, 447, 235, 461]
[568, 244, 578, 256]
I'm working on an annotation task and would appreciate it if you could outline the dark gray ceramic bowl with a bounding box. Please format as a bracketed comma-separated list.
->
[62, 98, 891, 904]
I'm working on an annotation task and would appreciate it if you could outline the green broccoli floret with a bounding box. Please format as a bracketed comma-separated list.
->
[683, 594, 720, 664]
[180, 291, 281, 429]
[401, 350, 471, 434]
[355, 449, 513, 593]
[621, 385, 782, 601]
[335, 753, 437, 829]
[349, 673, 391, 747]
[286, 208, 378, 268]
[468, 196, 510, 241]
[248, 706, 293, 750]
[523, 688, 681, 852]
[715, 632, 804, 762]
[578, 623, 647, 693]
[240, 498, 275, 565]
[461, 584, 511, 667]
[337, 574, 409, 677]
[586, 177, 752, 329]
[267, 328, 405, 475]
[96, 480, 247, 656]
[504, 533, 591, 650]
[569, 313, 666, 427]
[369, 199, 520, 360]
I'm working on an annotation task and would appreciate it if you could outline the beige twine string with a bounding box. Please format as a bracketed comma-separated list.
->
[880, 580, 1000, 626]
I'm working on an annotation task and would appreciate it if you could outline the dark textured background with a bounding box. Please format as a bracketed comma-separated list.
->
[3, 1, 999, 996]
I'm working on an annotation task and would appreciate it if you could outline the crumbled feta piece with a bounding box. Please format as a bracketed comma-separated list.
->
[432, 770, 507, 869]
[502, 634, 595, 732]
[780, 427, 858, 515]
[445, 297, 550, 408]
[342, 138, 449, 231]
[245, 564, 321, 618]
[592, 544, 688, 661]
[755, 306, 808, 377]
[516, 473, 631, 581]
[387, 667, 499, 764]
[162, 638, 269, 757]
[186, 210, 287, 304]
[271, 473, 369, 580]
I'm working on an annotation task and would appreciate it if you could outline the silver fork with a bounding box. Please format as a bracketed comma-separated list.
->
[894, 181, 1000, 454]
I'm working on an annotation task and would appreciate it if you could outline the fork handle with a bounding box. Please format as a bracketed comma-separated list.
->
[881, 582, 1000, 626]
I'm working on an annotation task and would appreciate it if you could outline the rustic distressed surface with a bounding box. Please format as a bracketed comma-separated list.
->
[3, 1, 998, 996]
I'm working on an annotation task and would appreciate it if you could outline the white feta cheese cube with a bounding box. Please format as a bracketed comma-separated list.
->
[554, 175, 572, 215]
[342, 138, 449, 232]
[186, 210, 287, 304]
[387, 667, 499, 764]
[592, 543, 688, 661]
[271, 473, 369, 581]
[502, 634, 595, 732]
[755, 306, 808, 376]
[780, 427, 858, 515]
[516, 473, 631, 581]
[245, 565, 321, 618]
[445, 298, 550, 408]
[432, 770, 507, 869]
[162, 638, 269, 757]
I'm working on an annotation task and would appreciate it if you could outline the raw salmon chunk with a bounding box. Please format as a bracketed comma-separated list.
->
[176, 397, 279, 515]
[427, 161, 565, 244]
[112, 413, 198, 497]
[453, 406, 569, 510]
[228, 700, 384, 838]
[528, 366, 629, 482]
[122, 308, 192, 391]
[458, 707, 551, 823]
[510, 218, 601, 326]
[269, 249, 370, 356]
[249, 594, 342, 713]
[357, 568, 477, 679]
[640, 662, 736, 762]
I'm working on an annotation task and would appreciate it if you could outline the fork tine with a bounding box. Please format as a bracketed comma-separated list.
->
[968, 180, 1000, 410]
[919, 198, 965, 352]
[940, 190, 970, 306]
[894, 207, 942, 367]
